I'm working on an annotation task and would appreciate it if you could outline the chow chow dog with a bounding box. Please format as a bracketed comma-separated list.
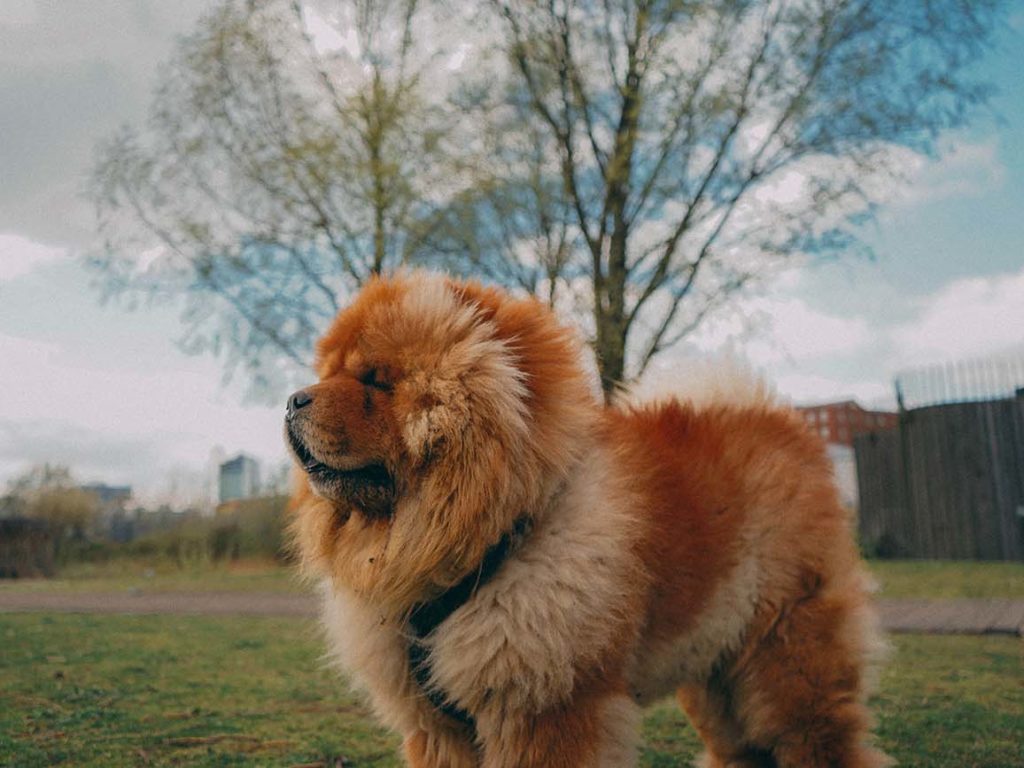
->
[287, 271, 888, 768]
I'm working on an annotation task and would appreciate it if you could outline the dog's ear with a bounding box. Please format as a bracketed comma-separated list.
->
[400, 377, 472, 465]
[399, 350, 529, 466]
[395, 301, 530, 466]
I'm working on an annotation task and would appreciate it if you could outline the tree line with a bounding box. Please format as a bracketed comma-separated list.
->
[0, 464, 290, 569]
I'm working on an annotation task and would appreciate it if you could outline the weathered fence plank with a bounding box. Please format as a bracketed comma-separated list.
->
[855, 395, 1024, 561]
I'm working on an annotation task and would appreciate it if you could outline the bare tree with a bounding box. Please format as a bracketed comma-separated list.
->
[90, 0, 454, 397]
[91, 0, 1003, 400]
[411, 84, 578, 308]
[486, 0, 1002, 395]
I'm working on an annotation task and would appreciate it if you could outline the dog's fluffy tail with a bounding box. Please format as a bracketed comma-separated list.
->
[618, 356, 777, 412]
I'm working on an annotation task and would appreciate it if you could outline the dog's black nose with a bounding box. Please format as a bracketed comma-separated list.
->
[287, 390, 314, 417]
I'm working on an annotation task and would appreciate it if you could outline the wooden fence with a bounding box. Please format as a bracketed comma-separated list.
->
[854, 394, 1024, 561]
[895, 355, 1024, 410]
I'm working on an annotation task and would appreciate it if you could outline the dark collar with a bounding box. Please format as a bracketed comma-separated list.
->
[406, 516, 533, 728]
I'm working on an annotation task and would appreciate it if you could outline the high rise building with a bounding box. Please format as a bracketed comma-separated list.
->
[218, 454, 260, 504]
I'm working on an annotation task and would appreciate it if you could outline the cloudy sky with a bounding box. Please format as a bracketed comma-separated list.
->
[1, 2, 1023, 503]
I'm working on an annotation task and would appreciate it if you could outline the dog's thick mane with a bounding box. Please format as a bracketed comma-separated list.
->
[291, 272, 597, 612]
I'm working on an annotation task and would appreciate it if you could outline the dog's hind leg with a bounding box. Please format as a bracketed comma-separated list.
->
[677, 681, 774, 768]
[726, 587, 891, 768]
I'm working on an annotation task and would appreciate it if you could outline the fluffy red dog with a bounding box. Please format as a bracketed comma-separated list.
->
[287, 271, 888, 768]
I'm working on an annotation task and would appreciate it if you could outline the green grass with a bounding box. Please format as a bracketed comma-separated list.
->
[0, 614, 390, 768]
[1, 614, 1021, 767]
[5, 558, 1023, 601]
[867, 559, 1024, 599]
[0, 559, 306, 595]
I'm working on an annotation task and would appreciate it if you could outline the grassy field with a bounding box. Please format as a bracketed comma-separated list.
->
[866, 559, 1024, 599]
[1, 613, 1021, 767]
[4, 557, 1023, 600]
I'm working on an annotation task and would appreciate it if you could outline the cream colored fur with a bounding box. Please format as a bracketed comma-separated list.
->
[321, 442, 648, 764]
[630, 555, 760, 705]
[622, 356, 776, 412]
[595, 695, 643, 767]
[426, 446, 643, 715]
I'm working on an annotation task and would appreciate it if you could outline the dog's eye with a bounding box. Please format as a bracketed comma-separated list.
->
[358, 368, 392, 392]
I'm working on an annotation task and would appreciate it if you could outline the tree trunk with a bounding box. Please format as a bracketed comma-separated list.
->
[594, 310, 627, 401]
[593, 26, 640, 402]
[595, 230, 629, 400]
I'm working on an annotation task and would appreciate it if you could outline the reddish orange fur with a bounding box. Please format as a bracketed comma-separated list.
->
[607, 400, 886, 767]
[290, 271, 889, 767]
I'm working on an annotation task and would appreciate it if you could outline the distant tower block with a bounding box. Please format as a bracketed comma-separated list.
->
[218, 454, 260, 503]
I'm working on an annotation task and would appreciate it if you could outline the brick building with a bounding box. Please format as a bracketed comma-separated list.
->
[796, 400, 897, 447]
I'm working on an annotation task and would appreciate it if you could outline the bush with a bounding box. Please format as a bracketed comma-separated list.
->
[37, 495, 292, 574]
[118, 495, 291, 566]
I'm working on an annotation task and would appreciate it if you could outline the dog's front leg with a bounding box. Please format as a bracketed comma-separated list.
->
[475, 688, 640, 768]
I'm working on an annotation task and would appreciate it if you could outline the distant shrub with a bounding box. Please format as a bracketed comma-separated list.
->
[212, 495, 290, 561]
[45, 495, 292, 573]
[120, 495, 292, 569]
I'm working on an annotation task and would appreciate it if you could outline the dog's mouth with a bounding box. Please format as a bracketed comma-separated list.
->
[286, 425, 395, 518]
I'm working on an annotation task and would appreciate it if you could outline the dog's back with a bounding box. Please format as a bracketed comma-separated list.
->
[606, 390, 889, 767]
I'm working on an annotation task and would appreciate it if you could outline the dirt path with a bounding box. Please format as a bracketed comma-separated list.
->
[0, 591, 1022, 635]
[876, 597, 1024, 636]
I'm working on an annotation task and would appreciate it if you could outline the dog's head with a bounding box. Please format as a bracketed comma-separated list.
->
[287, 271, 597, 609]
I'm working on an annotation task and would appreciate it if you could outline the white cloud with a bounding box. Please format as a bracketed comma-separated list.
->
[447, 42, 471, 71]
[771, 372, 892, 408]
[643, 270, 882, 406]
[892, 266, 1024, 365]
[0, 1, 212, 246]
[300, 4, 357, 56]
[0, 1, 36, 27]
[688, 284, 871, 367]
[752, 168, 807, 206]
[0, 330, 59, 368]
[0, 233, 66, 281]
[0, 419, 163, 488]
[746, 297, 870, 365]
[0, 329, 287, 499]
[889, 139, 1006, 208]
